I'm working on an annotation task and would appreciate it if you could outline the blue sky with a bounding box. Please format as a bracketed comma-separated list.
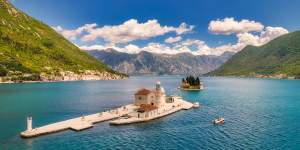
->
[12, 0, 300, 55]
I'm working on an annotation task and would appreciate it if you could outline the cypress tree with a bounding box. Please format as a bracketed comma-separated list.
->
[196, 77, 200, 85]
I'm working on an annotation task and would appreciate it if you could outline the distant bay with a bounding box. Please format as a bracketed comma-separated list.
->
[0, 76, 300, 149]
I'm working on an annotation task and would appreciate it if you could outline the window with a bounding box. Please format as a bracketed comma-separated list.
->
[139, 97, 142, 100]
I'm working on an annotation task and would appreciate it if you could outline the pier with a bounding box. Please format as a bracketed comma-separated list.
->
[20, 104, 137, 138]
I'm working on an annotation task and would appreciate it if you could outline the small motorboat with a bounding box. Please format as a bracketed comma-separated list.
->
[213, 117, 225, 124]
[193, 102, 200, 108]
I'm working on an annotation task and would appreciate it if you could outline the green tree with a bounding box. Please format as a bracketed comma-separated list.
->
[0, 67, 8, 76]
[196, 77, 200, 85]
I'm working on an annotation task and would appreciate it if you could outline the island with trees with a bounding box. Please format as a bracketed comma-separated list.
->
[180, 76, 204, 91]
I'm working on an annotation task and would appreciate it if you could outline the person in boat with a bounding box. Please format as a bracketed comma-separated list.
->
[213, 117, 225, 124]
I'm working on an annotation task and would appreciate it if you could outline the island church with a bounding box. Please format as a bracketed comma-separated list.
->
[134, 82, 166, 108]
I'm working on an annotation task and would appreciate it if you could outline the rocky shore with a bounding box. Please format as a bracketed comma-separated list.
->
[0, 70, 127, 83]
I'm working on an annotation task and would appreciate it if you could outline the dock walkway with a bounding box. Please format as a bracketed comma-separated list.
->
[20, 104, 136, 138]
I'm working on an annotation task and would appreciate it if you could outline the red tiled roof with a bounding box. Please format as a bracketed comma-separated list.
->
[135, 88, 152, 95]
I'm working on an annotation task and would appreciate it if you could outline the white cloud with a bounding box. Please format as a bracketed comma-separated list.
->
[80, 43, 141, 54]
[53, 23, 97, 40]
[208, 17, 264, 35]
[165, 36, 182, 43]
[175, 23, 194, 35]
[142, 43, 174, 54]
[236, 32, 260, 46]
[258, 26, 289, 45]
[56, 19, 194, 44]
[178, 39, 206, 47]
[80, 39, 209, 55]
[79, 44, 106, 51]
[80, 25, 288, 56]
[62, 18, 288, 56]
[236, 26, 289, 47]
[124, 44, 141, 53]
[203, 26, 289, 55]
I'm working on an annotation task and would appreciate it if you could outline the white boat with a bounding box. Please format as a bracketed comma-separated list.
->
[213, 117, 225, 124]
[193, 102, 200, 108]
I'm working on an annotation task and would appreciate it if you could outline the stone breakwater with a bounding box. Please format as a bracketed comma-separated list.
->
[0, 70, 127, 83]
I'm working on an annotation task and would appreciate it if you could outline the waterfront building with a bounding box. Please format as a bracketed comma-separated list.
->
[134, 82, 166, 107]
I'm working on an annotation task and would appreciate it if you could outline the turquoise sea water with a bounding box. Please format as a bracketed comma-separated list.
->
[0, 76, 300, 150]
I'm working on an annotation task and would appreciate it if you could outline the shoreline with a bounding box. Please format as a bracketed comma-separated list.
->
[0, 77, 128, 84]
[0, 70, 128, 84]
[2, 75, 299, 84]
[180, 88, 203, 91]
[208, 75, 299, 80]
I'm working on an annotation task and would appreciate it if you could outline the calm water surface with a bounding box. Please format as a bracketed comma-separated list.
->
[0, 76, 300, 150]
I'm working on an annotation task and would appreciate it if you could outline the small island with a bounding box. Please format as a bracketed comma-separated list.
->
[180, 76, 204, 91]
[20, 82, 196, 138]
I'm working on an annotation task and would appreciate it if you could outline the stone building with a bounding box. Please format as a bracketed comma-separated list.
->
[134, 82, 166, 107]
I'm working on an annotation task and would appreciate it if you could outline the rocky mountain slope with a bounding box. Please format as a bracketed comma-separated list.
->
[88, 49, 234, 75]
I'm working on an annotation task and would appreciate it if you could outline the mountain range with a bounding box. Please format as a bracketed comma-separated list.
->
[0, 0, 124, 82]
[2, 0, 299, 81]
[88, 49, 234, 75]
[210, 30, 300, 78]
